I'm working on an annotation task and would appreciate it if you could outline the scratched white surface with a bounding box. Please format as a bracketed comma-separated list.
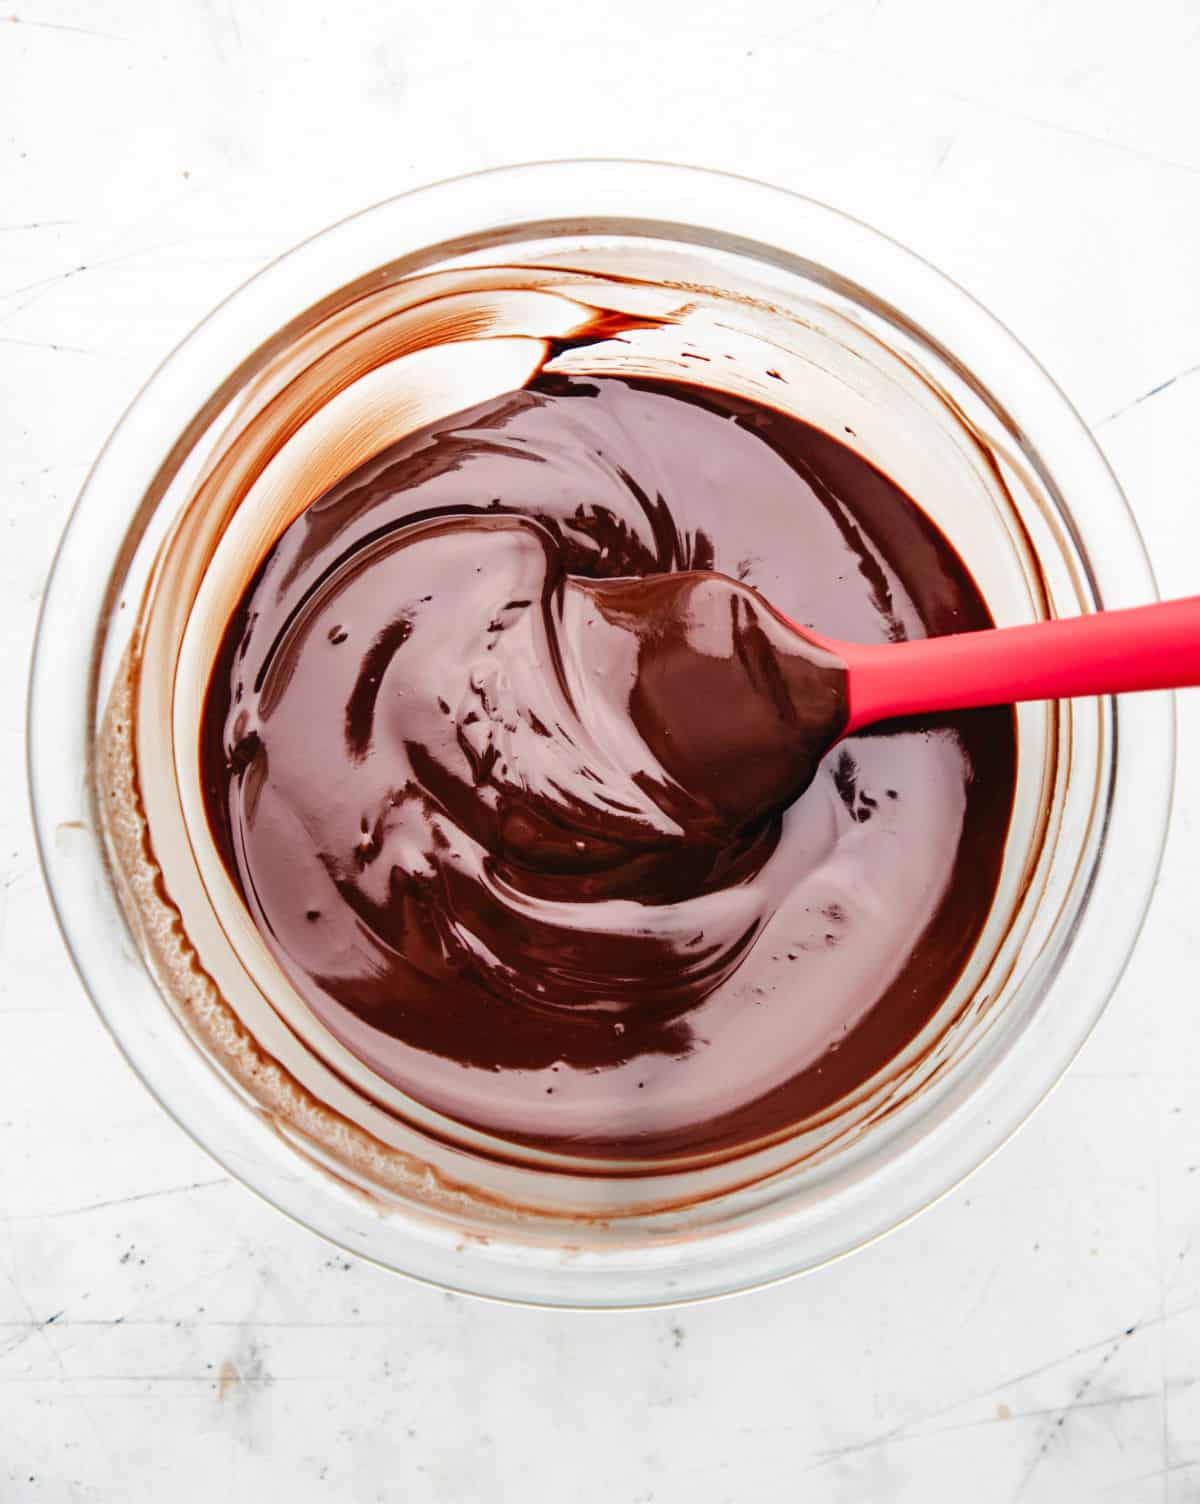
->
[3, 2, 1200, 1499]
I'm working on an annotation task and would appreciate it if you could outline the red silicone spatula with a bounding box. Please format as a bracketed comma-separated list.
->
[569, 567, 1198, 821]
[806, 595, 1200, 737]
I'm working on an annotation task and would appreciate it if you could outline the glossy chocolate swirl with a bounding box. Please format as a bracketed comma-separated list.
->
[201, 375, 1015, 1158]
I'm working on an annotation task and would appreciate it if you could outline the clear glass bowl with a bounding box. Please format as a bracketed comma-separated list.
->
[28, 162, 1174, 1307]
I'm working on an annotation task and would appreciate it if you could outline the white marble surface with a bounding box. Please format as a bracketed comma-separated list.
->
[3, 1, 1200, 1498]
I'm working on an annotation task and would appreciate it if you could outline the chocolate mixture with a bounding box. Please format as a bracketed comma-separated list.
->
[201, 375, 1015, 1159]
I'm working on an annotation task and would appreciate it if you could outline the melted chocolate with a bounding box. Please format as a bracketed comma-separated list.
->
[200, 375, 1015, 1159]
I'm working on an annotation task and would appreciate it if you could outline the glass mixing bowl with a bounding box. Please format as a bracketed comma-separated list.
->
[28, 161, 1173, 1307]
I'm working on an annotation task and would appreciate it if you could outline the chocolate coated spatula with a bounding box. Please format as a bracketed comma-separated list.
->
[601, 573, 1200, 804]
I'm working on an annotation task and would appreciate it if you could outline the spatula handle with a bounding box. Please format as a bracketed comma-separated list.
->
[826, 597, 1200, 735]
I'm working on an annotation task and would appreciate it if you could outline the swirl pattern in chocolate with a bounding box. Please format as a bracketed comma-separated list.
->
[200, 374, 1015, 1158]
